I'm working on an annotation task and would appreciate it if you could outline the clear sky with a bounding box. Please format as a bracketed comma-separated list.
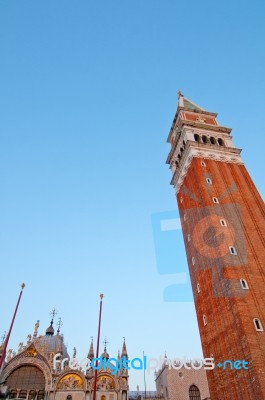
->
[0, 0, 265, 391]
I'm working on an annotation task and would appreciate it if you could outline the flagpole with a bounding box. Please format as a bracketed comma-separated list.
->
[143, 350, 147, 400]
[92, 294, 104, 400]
[0, 283, 26, 371]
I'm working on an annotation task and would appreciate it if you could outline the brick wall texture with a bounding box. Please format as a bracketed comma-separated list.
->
[177, 158, 265, 399]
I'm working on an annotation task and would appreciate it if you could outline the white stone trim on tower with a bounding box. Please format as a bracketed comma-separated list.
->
[170, 142, 243, 193]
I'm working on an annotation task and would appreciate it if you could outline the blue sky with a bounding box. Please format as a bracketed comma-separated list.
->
[0, 0, 265, 390]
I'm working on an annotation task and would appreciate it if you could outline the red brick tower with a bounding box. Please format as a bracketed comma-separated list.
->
[166, 92, 265, 399]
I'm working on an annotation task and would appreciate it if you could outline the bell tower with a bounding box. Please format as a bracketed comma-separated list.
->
[166, 92, 265, 399]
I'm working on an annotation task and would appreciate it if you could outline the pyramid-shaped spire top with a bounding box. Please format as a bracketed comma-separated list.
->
[88, 337, 94, 359]
[121, 337, 128, 358]
[177, 91, 205, 112]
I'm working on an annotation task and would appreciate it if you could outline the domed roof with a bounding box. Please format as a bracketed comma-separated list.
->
[35, 334, 69, 359]
[101, 348, 110, 359]
[31, 313, 69, 361]
[101, 339, 109, 360]
[46, 322, 55, 336]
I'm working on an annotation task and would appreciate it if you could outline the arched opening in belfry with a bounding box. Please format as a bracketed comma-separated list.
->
[210, 136, 216, 144]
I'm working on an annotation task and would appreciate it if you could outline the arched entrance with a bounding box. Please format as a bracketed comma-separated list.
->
[6, 365, 45, 399]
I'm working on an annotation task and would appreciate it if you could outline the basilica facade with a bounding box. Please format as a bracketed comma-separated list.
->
[0, 318, 128, 400]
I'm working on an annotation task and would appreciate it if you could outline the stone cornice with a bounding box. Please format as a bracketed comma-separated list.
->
[178, 120, 231, 134]
[166, 127, 232, 165]
[170, 142, 243, 193]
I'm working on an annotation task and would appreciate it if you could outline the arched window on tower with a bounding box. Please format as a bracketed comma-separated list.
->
[210, 137, 216, 144]
[202, 135, 208, 143]
[194, 134, 200, 142]
[218, 138, 224, 146]
[189, 384, 201, 400]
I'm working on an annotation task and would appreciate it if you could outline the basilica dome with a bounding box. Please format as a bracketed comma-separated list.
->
[34, 321, 69, 360]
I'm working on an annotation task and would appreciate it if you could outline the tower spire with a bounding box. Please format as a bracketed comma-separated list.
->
[88, 337, 94, 360]
[121, 337, 128, 358]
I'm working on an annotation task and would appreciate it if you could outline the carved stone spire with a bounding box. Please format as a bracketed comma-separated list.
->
[121, 337, 128, 358]
[88, 337, 94, 360]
